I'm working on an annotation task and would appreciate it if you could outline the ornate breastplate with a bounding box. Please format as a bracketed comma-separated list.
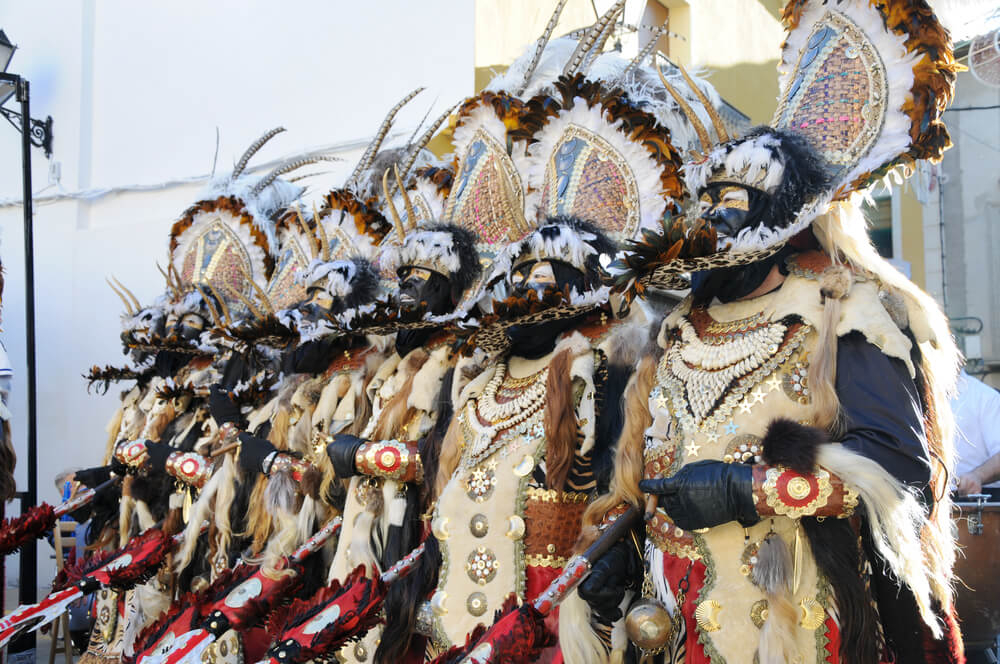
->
[645, 307, 837, 663]
[655, 309, 811, 437]
[426, 363, 548, 648]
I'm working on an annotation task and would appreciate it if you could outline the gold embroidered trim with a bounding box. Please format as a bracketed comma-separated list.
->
[762, 466, 835, 518]
[524, 553, 568, 568]
[524, 487, 589, 503]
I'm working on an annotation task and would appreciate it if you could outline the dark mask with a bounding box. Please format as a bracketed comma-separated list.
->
[283, 336, 346, 375]
[691, 245, 794, 304]
[169, 311, 207, 343]
[506, 261, 588, 359]
[698, 183, 772, 242]
[154, 350, 189, 378]
[398, 270, 452, 316]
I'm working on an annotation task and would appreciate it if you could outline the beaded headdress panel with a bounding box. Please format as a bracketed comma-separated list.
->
[266, 212, 314, 311]
[612, 0, 958, 292]
[773, 0, 957, 196]
[168, 128, 305, 320]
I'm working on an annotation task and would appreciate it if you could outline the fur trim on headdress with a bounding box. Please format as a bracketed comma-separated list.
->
[681, 126, 833, 255]
[383, 223, 482, 297]
[492, 216, 617, 289]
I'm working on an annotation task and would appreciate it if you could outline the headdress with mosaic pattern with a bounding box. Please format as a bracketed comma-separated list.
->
[613, 0, 960, 292]
[454, 6, 724, 347]
[167, 128, 307, 323]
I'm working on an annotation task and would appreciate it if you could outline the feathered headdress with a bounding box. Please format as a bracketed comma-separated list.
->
[617, 0, 959, 290]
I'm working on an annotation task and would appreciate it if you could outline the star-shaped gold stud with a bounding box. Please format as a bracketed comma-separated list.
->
[684, 440, 701, 457]
[738, 400, 753, 414]
[656, 394, 668, 410]
[705, 430, 720, 444]
[765, 374, 782, 392]
[750, 387, 767, 404]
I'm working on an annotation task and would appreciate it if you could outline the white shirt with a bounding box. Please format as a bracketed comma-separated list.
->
[951, 371, 1000, 487]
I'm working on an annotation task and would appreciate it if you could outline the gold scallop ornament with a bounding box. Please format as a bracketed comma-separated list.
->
[513, 454, 535, 477]
[750, 599, 769, 629]
[799, 597, 825, 630]
[695, 600, 722, 632]
[432, 516, 450, 540]
[505, 515, 526, 540]
[431, 590, 449, 616]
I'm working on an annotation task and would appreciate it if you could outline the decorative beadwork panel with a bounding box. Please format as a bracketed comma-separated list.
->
[540, 124, 640, 239]
[773, 9, 888, 176]
[443, 128, 525, 245]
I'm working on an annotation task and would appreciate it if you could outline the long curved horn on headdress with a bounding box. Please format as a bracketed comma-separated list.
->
[167, 262, 185, 299]
[674, 63, 729, 144]
[347, 87, 425, 188]
[156, 262, 180, 300]
[621, 21, 667, 78]
[579, 1, 626, 75]
[106, 278, 135, 316]
[515, 0, 570, 96]
[295, 205, 319, 260]
[397, 103, 456, 185]
[112, 276, 142, 313]
[497, 163, 531, 241]
[249, 280, 275, 316]
[232, 127, 287, 179]
[392, 164, 418, 231]
[313, 203, 331, 261]
[563, 0, 626, 76]
[208, 284, 233, 327]
[382, 168, 407, 243]
[656, 59, 712, 156]
[194, 284, 224, 330]
[252, 156, 344, 196]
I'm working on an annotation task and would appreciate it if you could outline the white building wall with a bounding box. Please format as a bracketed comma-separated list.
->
[0, 0, 474, 585]
[933, 70, 1000, 382]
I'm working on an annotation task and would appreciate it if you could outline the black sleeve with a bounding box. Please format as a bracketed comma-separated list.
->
[835, 332, 931, 491]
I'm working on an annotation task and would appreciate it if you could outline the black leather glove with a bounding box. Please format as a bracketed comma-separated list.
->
[577, 537, 642, 623]
[237, 432, 278, 475]
[74, 465, 113, 488]
[638, 460, 759, 531]
[326, 434, 366, 479]
[208, 385, 242, 428]
[144, 441, 174, 473]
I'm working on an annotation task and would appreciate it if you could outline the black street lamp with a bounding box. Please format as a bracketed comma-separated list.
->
[0, 27, 53, 663]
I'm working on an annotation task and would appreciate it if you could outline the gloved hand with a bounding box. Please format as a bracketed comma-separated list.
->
[144, 441, 174, 473]
[208, 384, 242, 428]
[638, 460, 759, 531]
[577, 537, 641, 623]
[74, 464, 113, 488]
[237, 432, 278, 475]
[325, 434, 367, 479]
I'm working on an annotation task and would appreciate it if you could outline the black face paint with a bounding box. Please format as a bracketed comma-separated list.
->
[175, 313, 207, 342]
[698, 183, 773, 242]
[398, 270, 452, 316]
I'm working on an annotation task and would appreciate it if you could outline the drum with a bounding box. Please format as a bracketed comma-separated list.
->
[953, 497, 1000, 651]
